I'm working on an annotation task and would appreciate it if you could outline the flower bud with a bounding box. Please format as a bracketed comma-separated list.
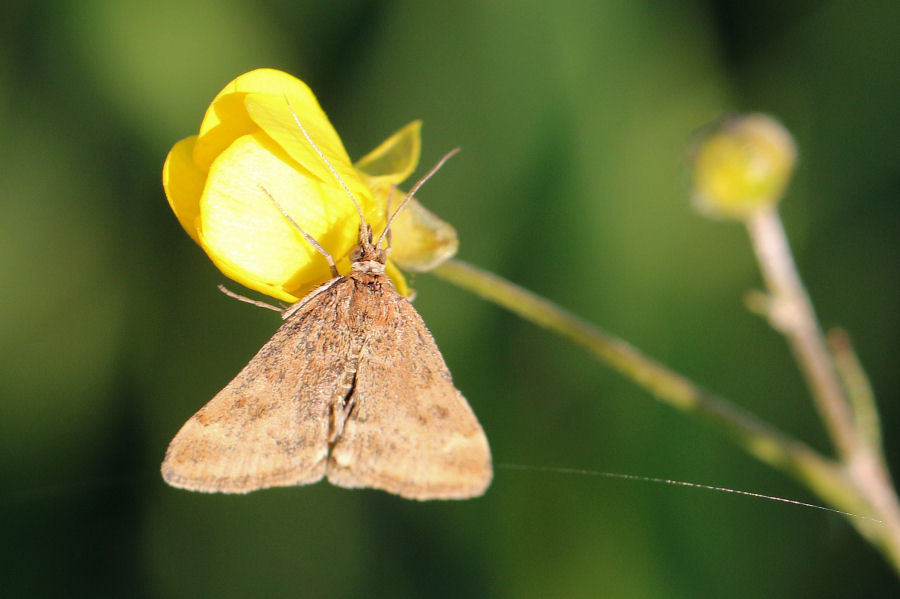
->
[690, 113, 796, 220]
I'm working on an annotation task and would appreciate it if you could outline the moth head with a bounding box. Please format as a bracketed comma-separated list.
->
[350, 223, 388, 271]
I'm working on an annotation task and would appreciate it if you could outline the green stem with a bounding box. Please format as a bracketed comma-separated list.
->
[431, 257, 900, 573]
[827, 329, 880, 450]
[744, 208, 900, 572]
[745, 208, 858, 459]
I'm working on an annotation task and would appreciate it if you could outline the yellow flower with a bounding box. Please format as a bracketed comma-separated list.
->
[163, 68, 451, 302]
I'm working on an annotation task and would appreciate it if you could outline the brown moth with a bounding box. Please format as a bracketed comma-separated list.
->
[161, 110, 491, 500]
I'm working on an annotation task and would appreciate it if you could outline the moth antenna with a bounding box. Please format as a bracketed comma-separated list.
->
[384, 186, 396, 250]
[376, 148, 460, 249]
[283, 95, 367, 228]
[259, 183, 339, 278]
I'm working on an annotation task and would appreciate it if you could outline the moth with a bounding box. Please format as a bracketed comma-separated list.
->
[161, 108, 492, 501]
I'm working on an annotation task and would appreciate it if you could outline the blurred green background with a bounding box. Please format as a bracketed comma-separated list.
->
[2, 1, 898, 597]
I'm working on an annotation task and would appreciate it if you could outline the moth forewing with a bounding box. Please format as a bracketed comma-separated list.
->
[325, 275, 491, 499]
[162, 247, 491, 499]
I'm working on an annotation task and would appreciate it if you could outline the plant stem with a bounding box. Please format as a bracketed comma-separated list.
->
[745, 207, 900, 571]
[828, 329, 880, 450]
[745, 207, 857, 459]
[432, 262, 837, 490]
[430, 257, 900, 574]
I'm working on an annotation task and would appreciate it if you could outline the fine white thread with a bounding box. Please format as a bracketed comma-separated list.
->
[497, 463, 882, 523]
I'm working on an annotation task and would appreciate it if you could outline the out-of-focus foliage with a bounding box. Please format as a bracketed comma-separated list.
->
[1, 1, 898, 597]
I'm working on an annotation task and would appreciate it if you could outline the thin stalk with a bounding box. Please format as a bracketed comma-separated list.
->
[430, 257, 900, 574]
[745, 207, 857, 458]
[828, 329, 880, 450]
[745, 207, 900, 571]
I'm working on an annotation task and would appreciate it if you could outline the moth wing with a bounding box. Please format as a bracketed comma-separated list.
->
[162, 282, 352, 493]
[327, 288, 492, 500]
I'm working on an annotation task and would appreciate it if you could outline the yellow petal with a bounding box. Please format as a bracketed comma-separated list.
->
[203, 251, 301, 303]
[162, 136, 205, 244]
[212, 68, 316, 102]
[355, 121, 422, 188]
[194, 96, 257, 173]
[199, 133, 361, 300]
[193, 69, 318, 172]
[243, 92, 373, 210]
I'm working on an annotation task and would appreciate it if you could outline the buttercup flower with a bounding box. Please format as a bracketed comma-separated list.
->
[163, 68, 457, 302]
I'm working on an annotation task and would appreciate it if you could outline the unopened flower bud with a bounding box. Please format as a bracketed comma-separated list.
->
[690, 113, 796, 220]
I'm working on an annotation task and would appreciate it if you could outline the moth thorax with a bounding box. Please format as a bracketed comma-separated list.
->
[351, 259, 386, 275]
